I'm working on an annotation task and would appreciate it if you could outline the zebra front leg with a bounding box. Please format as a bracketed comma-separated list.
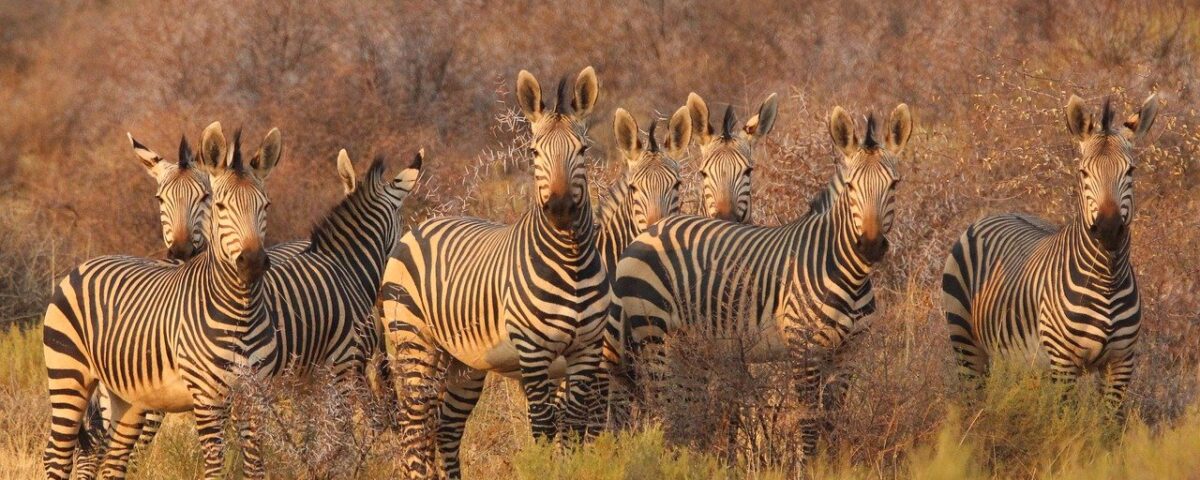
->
[437, 364, 486, 480]
[192, 401, 230, 480]
[561, 345, 605, 440]
[98, 395, 147, 479]
[233, 407, 265, 479]
[517, 347, 559, 441]
[1102, 354, 1135, 422]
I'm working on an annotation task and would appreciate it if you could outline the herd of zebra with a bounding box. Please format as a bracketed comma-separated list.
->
[38, 66, 1160, 479]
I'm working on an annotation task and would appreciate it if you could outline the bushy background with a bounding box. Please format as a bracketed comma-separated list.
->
[2, 0, 1198, 478]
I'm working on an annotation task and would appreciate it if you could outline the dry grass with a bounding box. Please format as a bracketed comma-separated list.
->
[2, 0, 1199, 478]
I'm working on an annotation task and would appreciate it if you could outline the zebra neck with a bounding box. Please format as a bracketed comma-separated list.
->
[535, 194, 597, 250]
[596, 183, 636, 257]
[198, 249, 276, 364]
[1065, 219, 1133, 290]
[310, 197, 395, 279]
[815, 182, 874, 286]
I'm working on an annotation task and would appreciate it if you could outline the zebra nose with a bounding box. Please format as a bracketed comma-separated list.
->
[167, 242, 194, 261]
[544, 193, 578, 230]
[235, 247, 268, 283]
[1091, 201, 1125, 251]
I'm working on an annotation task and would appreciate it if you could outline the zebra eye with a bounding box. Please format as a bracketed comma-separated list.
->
[214, 202, 227, 211]
[1079, 169, 1090, 179]
[155, 194, 164, 204]
[628, 184, 639, 193]
[200, 193, 210, 202]
[528, 147, 538, 157]
[578, 145, 589, 155]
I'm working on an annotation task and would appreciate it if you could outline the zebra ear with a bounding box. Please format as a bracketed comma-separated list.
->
[687, 92, 711, 145]
[1065, 95, 1093, 141]
[198, 121, 227, 171]
[885, 103, 913, 154]
[572, 66, 599, 119]
[337, 149, 357, 195]
[128, 132, 164, 178]
[250, 128, 283, 180]
[391, 148, 423, 195]
[516, 70, 544, 123]
[613, 108, 641, 160]
[666, 105, 693, 157]
[745, 93, 779, 140]
[828, 106, 859, 156]
[1125, 93, 1160, 140]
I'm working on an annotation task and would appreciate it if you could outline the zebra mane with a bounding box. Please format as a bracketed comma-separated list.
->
[1100, 96, 1116, 134]
[647, 119, 660, 153]
[862, 114, 880, 151]
[178, 135, 193, 169]
[553, 77, 571, 115]
[721, 105, 736, 140]
[228, 128, 245, 172]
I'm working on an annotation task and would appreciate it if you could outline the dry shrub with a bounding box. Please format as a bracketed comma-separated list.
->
[227, 366, 401, 480]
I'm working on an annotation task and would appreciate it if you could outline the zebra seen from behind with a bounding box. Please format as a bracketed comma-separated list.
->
[942, 94, 1159, 418]
[609, 104, 912, 463]
[686, 92, 778, 222]
[42, 124, 282, 479]
[379, 67, 609, 479]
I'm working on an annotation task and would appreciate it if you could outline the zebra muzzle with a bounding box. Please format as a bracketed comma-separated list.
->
[856, 235, 889, 264]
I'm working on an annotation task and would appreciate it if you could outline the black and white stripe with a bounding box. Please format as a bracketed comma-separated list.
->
[686, 92, 778, 223]
[379, 67, 608, 479]
[942, 94, 1158, 417]
[42, 124, 281, 480]
[609, 104, 911, 462]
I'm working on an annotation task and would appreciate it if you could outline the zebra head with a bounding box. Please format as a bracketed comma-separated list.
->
[337, 147, 423, 215]
[516, 67, 600, 232]
[196, 122, 281, 285]
[828, 104, 912, 264]
[1064, 94, 1159, 252]
[687, 92, 778, 223]
[612, 106, 691, 229]
[129, 132, 211, 260]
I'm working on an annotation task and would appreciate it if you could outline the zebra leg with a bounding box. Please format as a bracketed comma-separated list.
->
[98, 395, 147, 479]
[390, 324, 445, 479]
[42, 366, 97, 478]
[792, 348, 827, 464]
[561, 345, 605, 440]
[192, 401, 230, 480]
[516, 346, 559, 440]
[73, 389, 110, 480]
[1101, 354, 1135, 421]
[943, 252, 988, 384]
[437, 364, 486, 480]
[233, 408, 265, 479]
[135, 411, 164, 450]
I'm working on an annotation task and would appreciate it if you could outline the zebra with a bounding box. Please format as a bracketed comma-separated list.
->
[79, 141, 420, 477]
[379, 67, 608, 479]
[942, 94, 1159, 417]
[42, 124, 282, 479]
[596, 105, 692, 427]
[685, 92, 778, 222]
[609, 104, 912, 462]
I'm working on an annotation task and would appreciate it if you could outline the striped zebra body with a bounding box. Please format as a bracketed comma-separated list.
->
[80, 149, 418, 477]
[380, 67, 606, 479]
[943, 94, 1158, 416]
[610, 105, 910, 461]
[43, 125, 281, 480]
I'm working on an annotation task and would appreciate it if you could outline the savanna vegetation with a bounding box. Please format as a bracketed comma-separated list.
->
[1, 0, 1198, 478]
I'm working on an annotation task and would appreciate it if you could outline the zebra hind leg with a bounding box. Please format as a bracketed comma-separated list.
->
[42, 364, 98, 478]
[98, 394, 148, 479]
[72, 389, 109, 480]
[437, 364, 486, 480]
[389, 323, 446, 479]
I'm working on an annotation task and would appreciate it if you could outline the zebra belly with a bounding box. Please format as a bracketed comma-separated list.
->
[452, 335, 572, 379]
[111, 370, 194, 412]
